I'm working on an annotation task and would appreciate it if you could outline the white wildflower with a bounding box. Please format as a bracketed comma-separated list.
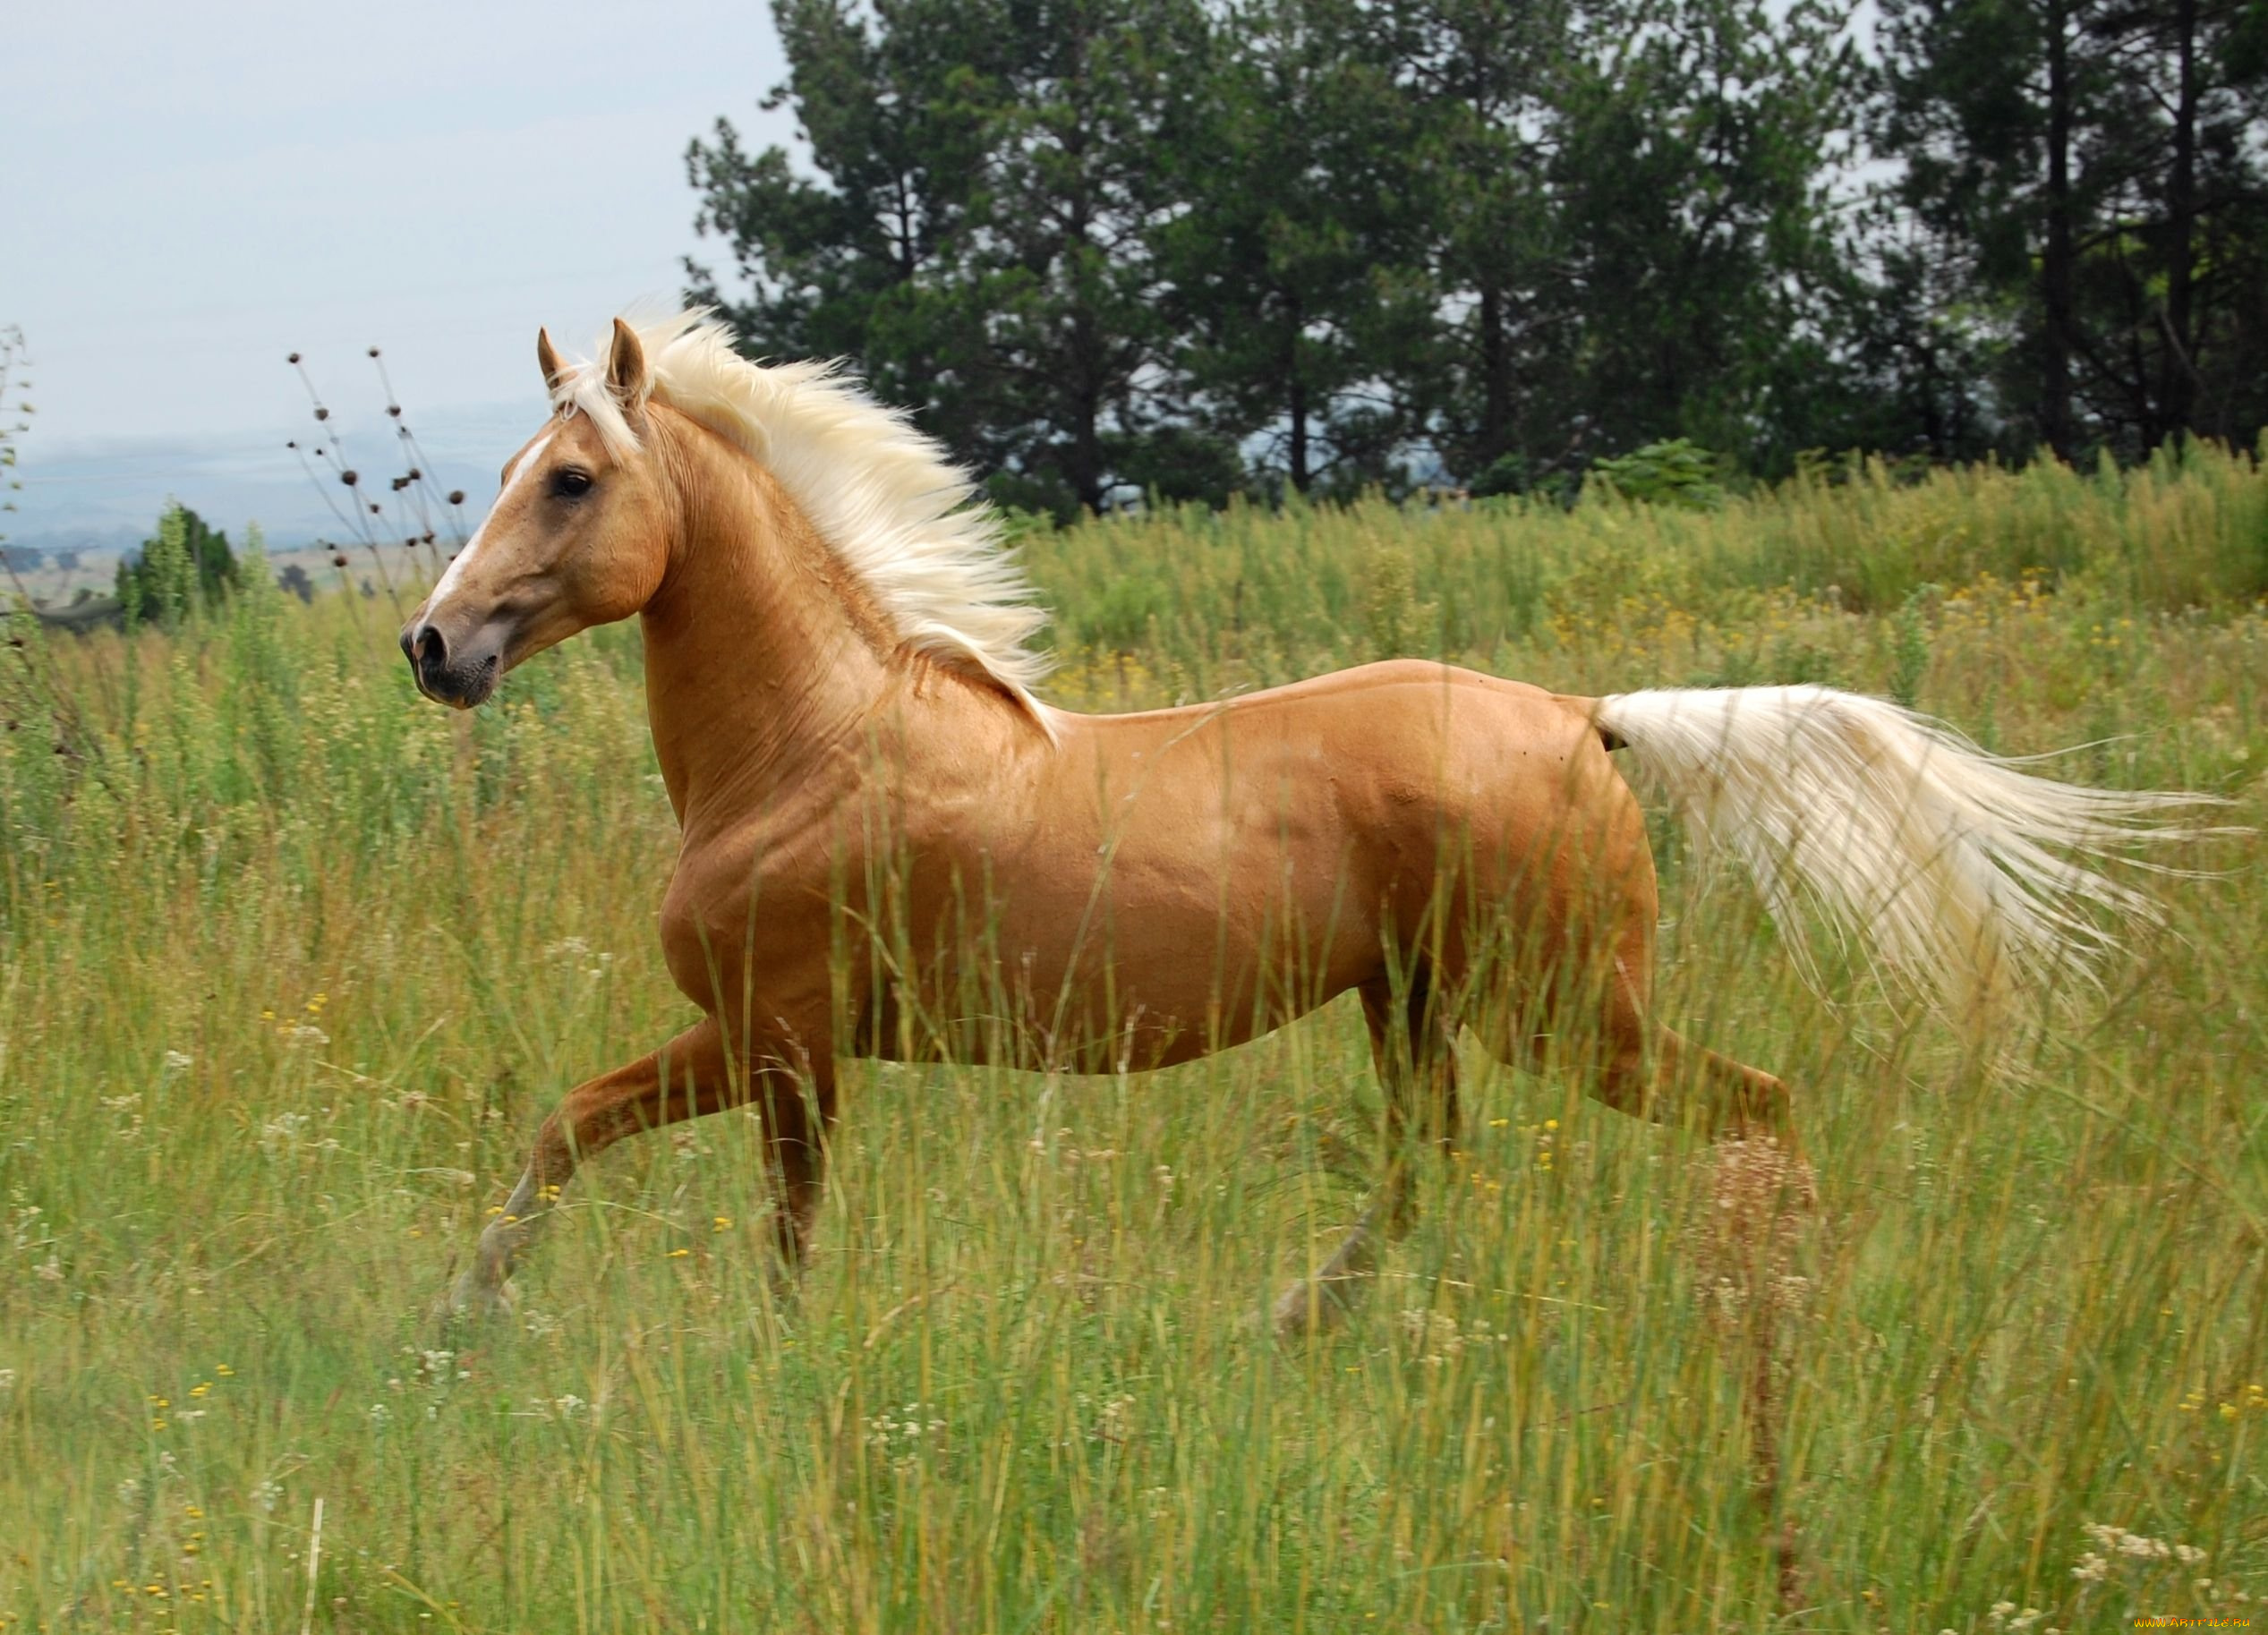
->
[1093, 1394, 1135, 1442]
[261, 1111, 310, 1147]
[1400, 1307, 1465, 1363]
[865, 1401, 947, 1469]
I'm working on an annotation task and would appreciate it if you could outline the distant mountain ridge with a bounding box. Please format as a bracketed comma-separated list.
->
[3, 400, 533, 571]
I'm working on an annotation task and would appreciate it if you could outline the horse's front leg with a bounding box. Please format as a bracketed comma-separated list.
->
[443, 1017, 832, 1321]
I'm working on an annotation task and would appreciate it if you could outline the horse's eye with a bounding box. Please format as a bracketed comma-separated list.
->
[552, 468, 593, 499]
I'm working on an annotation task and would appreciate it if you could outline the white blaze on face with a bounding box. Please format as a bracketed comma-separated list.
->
[428, 431, 553, 617]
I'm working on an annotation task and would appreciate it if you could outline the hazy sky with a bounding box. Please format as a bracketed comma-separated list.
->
[3, 0, 797, 541]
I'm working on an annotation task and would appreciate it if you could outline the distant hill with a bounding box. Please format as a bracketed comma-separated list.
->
[3, 400, 533, 591]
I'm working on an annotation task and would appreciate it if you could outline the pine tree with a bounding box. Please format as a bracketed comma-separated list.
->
[688, 0, 1024, 484]
[1391, 0, 1570, 490]
[689, 0, 1222, 515]
[1536, 0, 1860, 473]
[952, 0, 1216, 513]
[1160, 0, 1433, 497]
[1878, 0, 2268, 458]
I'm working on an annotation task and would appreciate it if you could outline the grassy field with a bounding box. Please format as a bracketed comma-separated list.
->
[2, 447, 2264, 1632]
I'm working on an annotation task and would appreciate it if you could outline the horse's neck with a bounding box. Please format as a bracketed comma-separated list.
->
[638, 422, 891, 827]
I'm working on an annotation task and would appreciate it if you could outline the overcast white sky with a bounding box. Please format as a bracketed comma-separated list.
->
[2, 0, 797, 545]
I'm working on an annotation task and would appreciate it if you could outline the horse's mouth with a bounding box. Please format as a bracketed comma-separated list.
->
[428, 664, 499, 709]
[414, 653, 500, 709]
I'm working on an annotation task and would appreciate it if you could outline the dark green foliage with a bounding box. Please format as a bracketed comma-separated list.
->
[1478, 0, 1863, 478]
[1161, 0, 1434, 496]
[1878, 0, 2268, 463]
[115, 503, 238, 629]
[1114, 423, 1249, 508]
[688, 0, 2268, 498]
[1589, 439, 1730, 510]
[689, 0, 1218, 515]
[1890, 582, 1940, 707]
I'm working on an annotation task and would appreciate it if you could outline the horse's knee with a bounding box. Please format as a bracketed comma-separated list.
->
[1718, 1060, 1794, 1137]
[765, 1129, 828, 1263]
[1597, 1024, 1794, 1139]
[1589, 1036, 1662, 1120]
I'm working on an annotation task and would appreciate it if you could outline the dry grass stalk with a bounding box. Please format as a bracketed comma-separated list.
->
[1689, 1133, 1820, 1611]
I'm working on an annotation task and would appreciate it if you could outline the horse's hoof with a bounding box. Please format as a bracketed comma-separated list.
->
[434, 1273, 515, 1338]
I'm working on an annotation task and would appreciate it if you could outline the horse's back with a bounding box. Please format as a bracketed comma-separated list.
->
[966, 662, 1641, 1045]
[1041, 659, 1614, 861]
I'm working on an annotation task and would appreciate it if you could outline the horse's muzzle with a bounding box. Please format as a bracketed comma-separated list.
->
[400, 618, 503, 709]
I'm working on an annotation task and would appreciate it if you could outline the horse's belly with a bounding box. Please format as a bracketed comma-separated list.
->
[854, 819, 1394, 1071]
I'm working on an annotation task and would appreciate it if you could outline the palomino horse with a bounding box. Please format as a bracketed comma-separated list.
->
[403, 312, 2203, 1329]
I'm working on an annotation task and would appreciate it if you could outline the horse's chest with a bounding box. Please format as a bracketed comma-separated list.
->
[656, 837, 836, 1010]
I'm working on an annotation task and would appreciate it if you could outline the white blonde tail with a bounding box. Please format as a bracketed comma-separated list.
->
[1593, 685, 2220, 1019]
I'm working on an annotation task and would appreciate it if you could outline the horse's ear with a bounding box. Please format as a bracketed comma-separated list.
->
[605, 318, 649, 410]
[536, 327, 567, 396]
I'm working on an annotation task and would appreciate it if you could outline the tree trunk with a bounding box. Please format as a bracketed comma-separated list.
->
[2160, 0, 2200, 439]
[1073, 329, 1105, 514]
[1287, 294, 1310, 493]
[1068, 103, 1106, 512]
[1059, 21, 1107, 515]
[1478, 282, 1511, 466]
[2042, 0, 2076, 461]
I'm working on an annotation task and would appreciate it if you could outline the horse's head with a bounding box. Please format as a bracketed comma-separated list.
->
[399, 319, 673, 709]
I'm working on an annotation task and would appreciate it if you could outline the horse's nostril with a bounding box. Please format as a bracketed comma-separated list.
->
[403, 623, 457, 700]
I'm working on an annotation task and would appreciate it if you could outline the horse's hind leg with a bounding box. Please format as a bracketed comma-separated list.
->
[444, 1016, 833, 1322]
[1593, 965, 1794, 1142]
[1272, 971, 1458, 1338]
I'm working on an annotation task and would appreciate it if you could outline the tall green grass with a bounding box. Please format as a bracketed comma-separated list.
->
[1031, 439, 2268, 706]
[1, 453, 2263, 1632]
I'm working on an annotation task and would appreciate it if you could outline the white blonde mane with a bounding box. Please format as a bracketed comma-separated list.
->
[552, 310, 1053, 714]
